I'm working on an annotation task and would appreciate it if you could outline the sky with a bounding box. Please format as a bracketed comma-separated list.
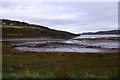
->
[0, 1, 118, 33]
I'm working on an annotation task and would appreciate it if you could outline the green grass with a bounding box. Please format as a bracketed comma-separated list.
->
[2, 25, 77, 39]
[2, 42, 119, 78]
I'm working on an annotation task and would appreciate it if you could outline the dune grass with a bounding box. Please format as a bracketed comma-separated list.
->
[2, 42, 119, 79]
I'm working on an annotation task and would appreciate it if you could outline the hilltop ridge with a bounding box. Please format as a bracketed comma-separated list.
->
[1, 19, 78, 39]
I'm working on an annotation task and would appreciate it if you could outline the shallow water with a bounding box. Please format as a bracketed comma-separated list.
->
[75, 34, 119, 39]
[15, 47, 106, 53]
[86, 41, 119, 48]
[12, 39, 119, 53]
[5, 34, 119, 53]
[63, 40, 119, 49]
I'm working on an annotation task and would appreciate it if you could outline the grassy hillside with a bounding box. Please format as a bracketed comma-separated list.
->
[1, 19, 78, 39]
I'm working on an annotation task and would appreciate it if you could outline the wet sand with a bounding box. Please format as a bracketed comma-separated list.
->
[3, 38, 119, 53]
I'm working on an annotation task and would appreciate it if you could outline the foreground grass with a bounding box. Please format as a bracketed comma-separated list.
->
[2, 42, 119, 78]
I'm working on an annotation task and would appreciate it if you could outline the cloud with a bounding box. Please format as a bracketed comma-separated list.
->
[0, 2, 118, 33]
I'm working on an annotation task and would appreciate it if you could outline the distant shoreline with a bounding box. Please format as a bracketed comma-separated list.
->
[80, 30, 120, 35]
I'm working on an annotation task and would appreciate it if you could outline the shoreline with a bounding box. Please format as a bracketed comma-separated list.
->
[2, 37, 119, 53]
[2, 39, 119, 78]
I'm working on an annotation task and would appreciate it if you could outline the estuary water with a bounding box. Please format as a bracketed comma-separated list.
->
[7, 34, 119, 53]
[74, 34, 119, 39]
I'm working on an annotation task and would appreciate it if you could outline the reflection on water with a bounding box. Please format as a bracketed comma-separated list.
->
[86, 41, 119, 48]
[6, 34, 119, 53]
[12, 40, 119, 53]
[15, 47, 104, 53]
[72, 40, 119, 49]
[75, 34, 119, 39]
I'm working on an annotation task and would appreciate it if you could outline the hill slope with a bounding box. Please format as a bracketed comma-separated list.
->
[1, 19, 78, 39]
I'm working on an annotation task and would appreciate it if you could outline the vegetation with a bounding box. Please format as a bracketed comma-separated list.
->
[1, 19, 78, 39]
[2, 42, 119, 79]
[1, 19, 119, 79]
[0, 19, 48, 29]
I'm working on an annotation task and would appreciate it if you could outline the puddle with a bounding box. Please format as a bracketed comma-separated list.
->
[15, 47, 105, 53]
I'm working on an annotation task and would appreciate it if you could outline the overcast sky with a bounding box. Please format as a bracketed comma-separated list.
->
[0, 2, 118, 33]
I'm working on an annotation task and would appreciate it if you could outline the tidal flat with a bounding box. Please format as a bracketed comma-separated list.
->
[2, 41, 119, 78]
[3, 37, 119, 53]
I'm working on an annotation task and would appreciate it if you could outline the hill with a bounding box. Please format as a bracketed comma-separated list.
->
[1, 19, 78, 39]
[81, 30, 120, 35]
